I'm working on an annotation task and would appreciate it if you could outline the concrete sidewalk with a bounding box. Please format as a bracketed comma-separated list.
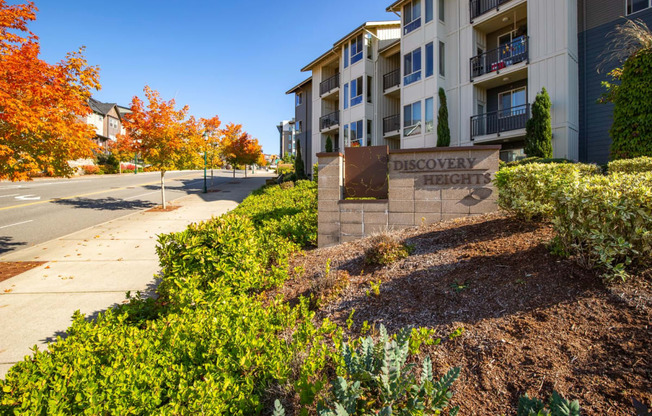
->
[0, 173, 273, 378]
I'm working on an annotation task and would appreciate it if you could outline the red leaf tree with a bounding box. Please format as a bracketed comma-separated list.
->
[218, 123, 263, 178]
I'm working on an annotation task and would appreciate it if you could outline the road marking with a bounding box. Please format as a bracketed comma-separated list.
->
[0, 194, 19, 198]
[0, 220, 33, 230]
[14, 195, 41, 201]
[0, 173, 202, 212]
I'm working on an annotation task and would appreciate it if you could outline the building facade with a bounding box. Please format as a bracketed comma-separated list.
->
[286, 78, 314, 175]
[277, 120, 295, 160]
[87, 98, 127, 151]
[288, 0, 652, 164]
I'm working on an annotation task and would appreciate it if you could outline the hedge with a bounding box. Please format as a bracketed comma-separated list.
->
[607, 156, 652, 174]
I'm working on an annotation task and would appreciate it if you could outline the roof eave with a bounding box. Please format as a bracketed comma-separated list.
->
[286, 77, 313, 95]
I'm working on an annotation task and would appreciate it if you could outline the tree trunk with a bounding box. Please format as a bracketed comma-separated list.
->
[160, 170, 166, 209]
[245, 166, 248, 178]
[233, 167, 236, 178]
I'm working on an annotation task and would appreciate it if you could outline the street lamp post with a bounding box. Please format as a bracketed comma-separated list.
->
[134, 152, 137, 175]
[203, 131, 209, 194]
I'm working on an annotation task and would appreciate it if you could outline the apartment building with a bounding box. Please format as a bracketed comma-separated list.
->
[286, 77, 314, 173]
[289, 0, 652, 164]
[87, 98, 127, 150]
[277, 120, 295, 159]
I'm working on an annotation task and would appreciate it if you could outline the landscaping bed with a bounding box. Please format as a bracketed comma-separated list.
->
[284, 213, 652, 415]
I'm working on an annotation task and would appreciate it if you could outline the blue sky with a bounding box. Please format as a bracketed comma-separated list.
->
[20, 0, 398, 155]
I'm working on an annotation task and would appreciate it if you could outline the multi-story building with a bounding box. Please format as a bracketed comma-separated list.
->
[289, 0, 652, 164]
[277, 120, 295, 159]
[87, 98, 127, 151]
[286, 77, 314, 174]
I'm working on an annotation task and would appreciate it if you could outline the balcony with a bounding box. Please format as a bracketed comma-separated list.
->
[383, 69, 400, 92]
[470, 36, 528, 81]
[383, 114, 400, 136]
[470, 103, 530, 140]
[470, 0, 513, 22]
[320, 73, 340, 97]
[320, 110, 340, 132]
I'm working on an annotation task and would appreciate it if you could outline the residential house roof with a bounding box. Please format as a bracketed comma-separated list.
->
[285, 77, 312, 95]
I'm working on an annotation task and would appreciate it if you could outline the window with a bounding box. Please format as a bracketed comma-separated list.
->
[627, 0, 650, 14]
[367, 76, 372, 103]
[366, 33, 373, 60]
[439, 0, 445, 22]
[367, 120, 372, 146]
[351, 34, 363, 65]
[297, 121, 303, 133]
[296, 92, 303, 107]
[425, 0, 433, 22]
[425, 97, 434, 133]
[351, 77, 363, 106]
[439, 41, 445, 76]
[344, 83, 349, 109]
[344, 43, 350, 68]
[403, 0, 421, 35]
[425, 42, 434, 77]
[351, 120, 363, 146]
[498, 87, 527, 116]
[403, 101, 422, 136]
[344, 124, 349, 146]
[108, 117, 119, 129]
[404, 47, 422, 85]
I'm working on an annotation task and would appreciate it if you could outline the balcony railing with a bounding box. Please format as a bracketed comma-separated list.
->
[320, 110, 340, 131]
[320, 73, 340, 96]
[383, 69, 400, 91]
[470, 36, 528, 80]
[470, 0, 513, 21]
[383, 114, 400, 135]
[470, 103, 530, 139]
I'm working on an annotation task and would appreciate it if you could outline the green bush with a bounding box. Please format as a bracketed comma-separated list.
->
[517, 391, 580, 416]
[494, 163, 600, 220]
[607, 156, 652, 173]
[551, 172, 652, 280]
[277, 163, 294, 175]
[364, 233, 411, 265]
[499, 157, 575, 169]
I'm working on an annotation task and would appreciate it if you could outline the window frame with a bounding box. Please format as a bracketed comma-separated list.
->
[403, 0, 422, 35]
[498, 87, 527, 117]
[367, 76, 372, 103]
[425, 97, 434, 133]
[351, 34, 363, 65]
[439, 0, 445, 22]
[367, 119, 372, 146]
[344, 43, 350, 68]
[425, 42, 434, 77]
[295, 92, 303, 107]
[403, 101, 422, 136]
[351, 76, 363, 107]
[344, 83, 349, 109]
[344, 124, 349, 147]
[425, 0, 433, 23]
[350, 120, 364, 147]
[366, 33, 373, 60]
[404, 47, 422, 85]
[438, 41, 445, 77]
[626, 0, 651, 15]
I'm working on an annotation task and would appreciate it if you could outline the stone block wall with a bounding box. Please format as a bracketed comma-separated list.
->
[317, 146, 500, 248]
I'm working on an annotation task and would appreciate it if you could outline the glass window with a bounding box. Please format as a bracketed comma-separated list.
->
[403, 101, 422, 136]
[498, 87, 527, 116]
[344, 44, 349, 68]
[366, 33, 373, 60]
[351, 34, 363, 64]
[403, 0, 422, 35]
[295, 92, 302, 107]
[627, 0, 650, 14]
[344, 83, 349, 109]
[351, 120, 363, 146]
[367, 120, 372, 146]
[351, 77, 363, 106]
[404, 47, 422, 85]
[425, 42, 434, 77]
[367, 76, 372, 103]
[297, 121, 303, 133]
[425, 97, 434, 133]
[439, 0, 445, 22]
[425, 0, 433, 22]
[344, 124, 349, 146]
[439, 41, 445, 77]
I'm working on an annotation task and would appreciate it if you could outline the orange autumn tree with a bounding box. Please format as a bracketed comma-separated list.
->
[218, 123, 262, 178]
[121, 86, 190, 209]
[0, 1, 101, 181]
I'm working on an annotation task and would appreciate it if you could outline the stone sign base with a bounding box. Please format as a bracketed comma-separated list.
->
[317, 146, 500, 248]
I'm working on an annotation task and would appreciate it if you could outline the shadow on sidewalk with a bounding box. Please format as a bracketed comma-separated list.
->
[0, 236, 27, 255]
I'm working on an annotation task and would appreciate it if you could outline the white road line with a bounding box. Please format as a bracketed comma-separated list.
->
[123, 191, 159, 200]
[0, 220, 33, 230]
[0, 194, 19, 198]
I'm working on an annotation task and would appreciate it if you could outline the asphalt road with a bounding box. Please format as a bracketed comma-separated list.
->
[0, 170, 244, 257]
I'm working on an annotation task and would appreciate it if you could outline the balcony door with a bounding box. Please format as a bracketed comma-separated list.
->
[498, 87, 527, 132]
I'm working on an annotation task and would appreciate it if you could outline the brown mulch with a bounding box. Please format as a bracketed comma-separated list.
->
[282, 212, 652, 415]
[0, 262, 46, 283]
[145, 205, 181, 212]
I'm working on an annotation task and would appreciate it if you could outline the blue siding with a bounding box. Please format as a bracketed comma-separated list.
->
[578, 8, 652, 163]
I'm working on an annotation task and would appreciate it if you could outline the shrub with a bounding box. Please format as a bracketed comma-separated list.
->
[525, 88, 553, 158]
[517, 391, 580, 416]
[551, 172, 652, 280]
[494, 163, 601, 221]
[81, 165, 100, 175]
[277, 163, 294, 175]
[364, 232, 411, 265]
[295, 140, 307, 180]
[325, 136, 333, 153]
[500, 157, 575, 169]
[607, 156, 652, 173]
[437, 88, 450, 147]
[96, 152, 119, 173]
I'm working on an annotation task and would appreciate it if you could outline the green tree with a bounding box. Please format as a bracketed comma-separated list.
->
[294, 139, 307, 180]
[525, 88, 553, 158]
[436, 88, 450, 147]
[601, 20, 652, 160]
[325, 136, 333, 152]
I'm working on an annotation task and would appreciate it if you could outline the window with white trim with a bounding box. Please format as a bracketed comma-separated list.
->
[296, 92, 303, 107]
[366, 33, 373, 60]
[404, 47, 422, 85]
[344, 83, 349, 109]
[403, 101, 422, 136]
[627, 0, 650, 15]
[439, 0, 445, 22]
[425, 42, 434, 77]
[367, 76, 372, 103]
[403, 0, 422, 35]
[351, 77, 363, 106]
[367, 120, 372, 146]
[438, 41, 445, 77]
[498, 87, 527, 117]
[351, 34, 363, 65]
[425, 0, 433, 22]
[351, 120, 363, 146]
[425, 97, 434, 133]
[344, 43, 350, 68]
[344, 124, 349, 147]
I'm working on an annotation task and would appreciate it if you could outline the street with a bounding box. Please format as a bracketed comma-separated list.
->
[0, 170, 240, 257]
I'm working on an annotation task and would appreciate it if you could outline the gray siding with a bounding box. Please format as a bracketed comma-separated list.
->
[294, 80, 313, 176]
[578, 4, 652, 163]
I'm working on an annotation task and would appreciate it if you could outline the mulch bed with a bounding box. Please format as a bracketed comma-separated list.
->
[0, 262, 47, 283]
[281, 212, 651, 415]
[145, 205, 181, 213]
